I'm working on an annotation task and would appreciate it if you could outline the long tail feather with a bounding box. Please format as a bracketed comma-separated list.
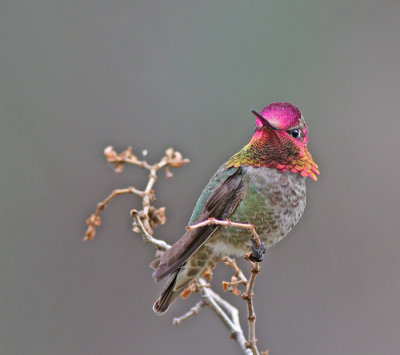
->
[153, 270, 182, 314]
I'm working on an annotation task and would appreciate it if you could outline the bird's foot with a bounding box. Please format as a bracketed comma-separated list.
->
[248, 238, 266, 263]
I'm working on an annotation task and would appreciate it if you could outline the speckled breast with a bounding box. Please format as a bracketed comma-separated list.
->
[207, 166, 307, 256]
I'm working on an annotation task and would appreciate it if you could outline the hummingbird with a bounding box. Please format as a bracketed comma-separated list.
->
[152, 102, 319, 314]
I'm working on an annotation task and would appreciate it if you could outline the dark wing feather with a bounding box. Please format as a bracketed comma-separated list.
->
[152, 167, 245, 281]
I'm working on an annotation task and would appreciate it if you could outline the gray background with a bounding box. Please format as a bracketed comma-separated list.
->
[1, 1, 400, 354]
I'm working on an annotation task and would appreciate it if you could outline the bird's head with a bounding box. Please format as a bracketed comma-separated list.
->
[227, 102, 320, 180]
[252, 102, 308, 146]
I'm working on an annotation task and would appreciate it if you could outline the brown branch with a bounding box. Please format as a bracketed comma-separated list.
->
[84, 146, 189, 241]
[84, 187, 143, 241]
[222, 255, 261, 354]
[187, 218, 262, 248]
[85, 146, 268, 355]
[222, 256, 248, 294]
[243, 259, 261, 355]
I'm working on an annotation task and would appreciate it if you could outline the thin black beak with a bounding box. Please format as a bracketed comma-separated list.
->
[251, 109, 277, 130]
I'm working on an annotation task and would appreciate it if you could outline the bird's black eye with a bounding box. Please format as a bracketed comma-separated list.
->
[290, 129, 300, 138]
[253, 126, 257, 133]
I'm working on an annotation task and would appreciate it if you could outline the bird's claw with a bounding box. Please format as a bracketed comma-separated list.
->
[249, 238, 266, 263]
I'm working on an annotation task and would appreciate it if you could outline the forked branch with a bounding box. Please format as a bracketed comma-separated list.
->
[84, 146, 189, 241]
[84, 146, 268, 355]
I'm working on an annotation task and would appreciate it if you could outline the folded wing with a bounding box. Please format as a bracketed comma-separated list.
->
[152, 166, 245, 281]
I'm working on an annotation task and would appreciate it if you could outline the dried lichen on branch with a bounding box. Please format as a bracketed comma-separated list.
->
[84, 146, 268, 355]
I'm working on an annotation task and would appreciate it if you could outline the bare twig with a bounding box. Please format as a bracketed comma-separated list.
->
[173, 299, 207, 325]
[243, 259, 261, 355]
[84, 187, 143, 241]
[222, 255, 261, 354]
[84, 146, 189, 241]
[187, 218, 262, 248]
[132, 212, 171, 251]
[222, 256, 248, 294]
[198, 278, 253, 355]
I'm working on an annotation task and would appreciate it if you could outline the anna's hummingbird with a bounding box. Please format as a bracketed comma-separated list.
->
[152, 102, 319, 314]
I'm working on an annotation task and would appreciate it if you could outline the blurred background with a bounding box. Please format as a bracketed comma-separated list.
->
[1, 1, 400, 354]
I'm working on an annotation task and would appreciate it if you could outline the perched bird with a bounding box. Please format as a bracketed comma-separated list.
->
[152, 102, 319, 314]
